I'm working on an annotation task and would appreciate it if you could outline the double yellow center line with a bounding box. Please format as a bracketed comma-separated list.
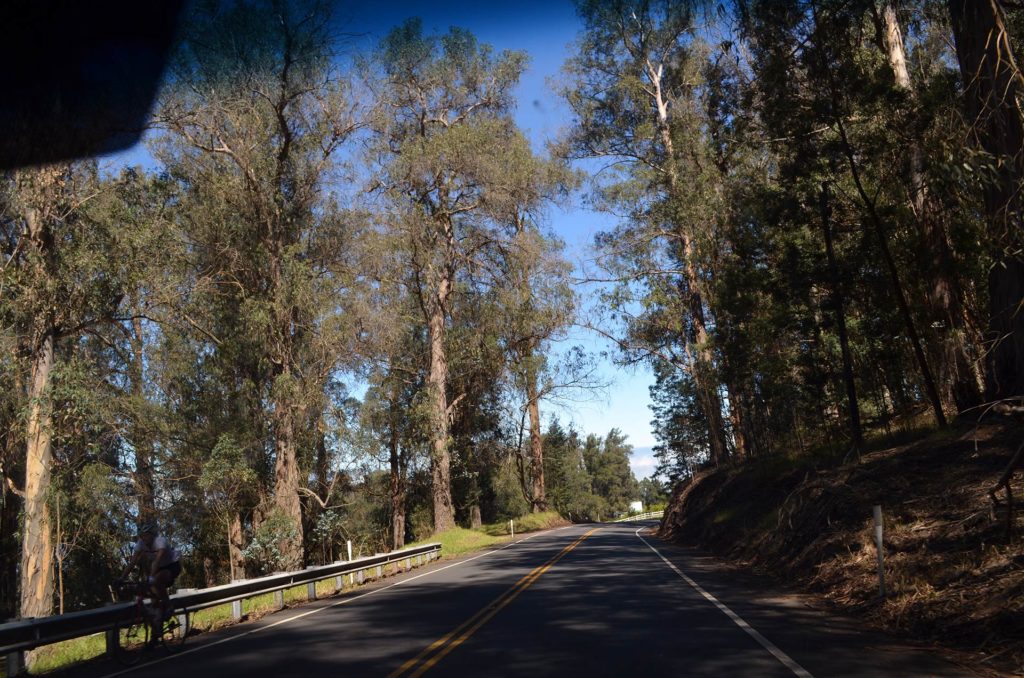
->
[388, 528, 601, 678]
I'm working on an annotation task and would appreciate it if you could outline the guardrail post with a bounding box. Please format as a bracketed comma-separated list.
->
[416, 555, 422, 566]
[376, 565, 382, 579]
[274, 590, 284, 609]
[357, 570, 364, 584]
[6, 649, 26, 676]
[404, 557, 411, 570]
[307, 581, 317, 601]
[335, 575, 343, 590]
[231, 599, 243, 620]
[105, 628, 118, 658]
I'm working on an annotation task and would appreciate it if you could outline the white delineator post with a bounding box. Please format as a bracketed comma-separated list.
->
[873, 505, 886, 597]
[510, 520, 514, 539]
[346, 540, 352, 562]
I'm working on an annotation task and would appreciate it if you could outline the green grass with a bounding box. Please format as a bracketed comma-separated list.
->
[412, 510, 567, 556]
[21, 633, 108, 675]
[21, 581, 349, 675]
[408, 526, 508, 558]
[509, 511, 565, 533]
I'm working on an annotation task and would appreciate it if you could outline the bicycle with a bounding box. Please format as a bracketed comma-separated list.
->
[108, 579, 191, 665]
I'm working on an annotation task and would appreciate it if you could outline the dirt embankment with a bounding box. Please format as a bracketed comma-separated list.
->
[660, 421, 1024, 674]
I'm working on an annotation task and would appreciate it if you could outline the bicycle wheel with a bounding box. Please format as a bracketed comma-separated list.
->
[114, 619, 150, 665]
[161, 610, 190, 652]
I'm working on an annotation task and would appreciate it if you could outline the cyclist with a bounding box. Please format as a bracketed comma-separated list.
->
[120, 521, 181, 632]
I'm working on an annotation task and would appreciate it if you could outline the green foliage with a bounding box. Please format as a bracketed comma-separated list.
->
[541, 421, 640, 520]
[562, 0, 998, 486]
[2, 1, 1013, 639]
[243, 509, 301, 575]
[200, 434, 258, 506]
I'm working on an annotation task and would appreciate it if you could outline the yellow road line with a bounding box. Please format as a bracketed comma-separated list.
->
[389, 528, 600, 678]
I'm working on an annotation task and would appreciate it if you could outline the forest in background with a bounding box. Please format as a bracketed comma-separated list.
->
[1, 0, 1022, 625]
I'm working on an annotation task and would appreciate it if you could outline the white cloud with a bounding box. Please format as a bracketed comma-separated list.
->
[630, 446, 657, 480]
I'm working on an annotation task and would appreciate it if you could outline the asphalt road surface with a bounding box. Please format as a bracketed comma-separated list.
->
[68, 522, 973, 678]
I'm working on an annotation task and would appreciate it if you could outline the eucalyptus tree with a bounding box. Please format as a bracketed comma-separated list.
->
[869, 2, 984, 412]
[357, 249, 431, 549]
[0, 163, 135, 618]
[75, 170, 183, 530]
[368, 20, 573, 532]
[496, 214, 578, 513]
[947, 0, 1024, 400]
[563, 0, 733, 465]
[732, 0, 991, 438]
[153, 0, 362, 568]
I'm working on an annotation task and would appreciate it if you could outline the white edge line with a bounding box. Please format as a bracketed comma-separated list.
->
[100, 524, 578, 678]
[633, 526, 815, 678]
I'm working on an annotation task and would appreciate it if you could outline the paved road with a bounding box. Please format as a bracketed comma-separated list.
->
[68, 522, 973, 678]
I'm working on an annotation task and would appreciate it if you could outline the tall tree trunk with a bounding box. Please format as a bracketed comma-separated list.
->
[228, 512, 245, 580]
[646, 59, 730, 466]
[948, 0, 1024, 399]
[689, 286, 730, 466]
[272, 391, 303, 570]
[821, 182, 864, 453]
[389, 401, 406, 550]
[880, 2, 983, 412]
[427, 297, 455, 533]
[525, 361, 547, 512]
[20, 330, 55, 619]
[268, 242, 303, 569]
[728, 404, 749, 458]
[725, 379, 758, 458]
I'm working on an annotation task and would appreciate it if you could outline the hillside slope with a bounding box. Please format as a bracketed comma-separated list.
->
[660, 421, 1023, 673]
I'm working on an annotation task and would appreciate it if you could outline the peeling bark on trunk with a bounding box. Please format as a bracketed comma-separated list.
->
[427, 296, 455, 533]
[272, 397, 303, 570]
[267, 235, 303, 569]
[20, 330, 54, 619]
[389, 407, 406, 550]
[469, 505, 482, 529]
[948, 0, 1024, 399]
[526, 365, 546, 512]
[228, 512, 245, 581]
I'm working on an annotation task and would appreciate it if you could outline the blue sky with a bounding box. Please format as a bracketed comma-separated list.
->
[105, 0, 659, 479]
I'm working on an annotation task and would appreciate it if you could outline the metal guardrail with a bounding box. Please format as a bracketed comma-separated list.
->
[1, 542, 441, 668]
[612, 510, 664, 522]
